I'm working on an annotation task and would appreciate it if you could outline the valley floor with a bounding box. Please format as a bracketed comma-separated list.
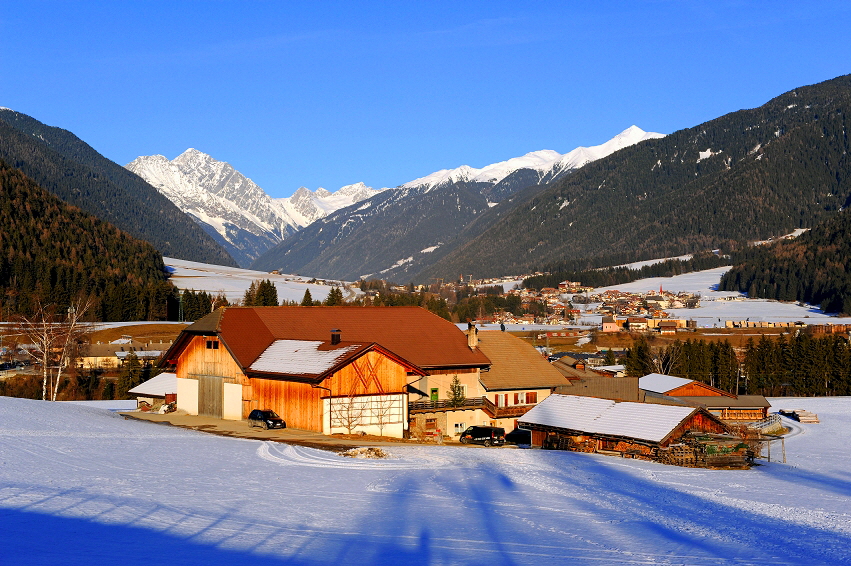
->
[1, 397, 850, 565]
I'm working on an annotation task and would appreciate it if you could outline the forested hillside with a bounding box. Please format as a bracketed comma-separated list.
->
[420, 74, 851, 280]
[720, 210, 851, 314]
[0, 161, 176, 321]
[0, 109, 236, 267]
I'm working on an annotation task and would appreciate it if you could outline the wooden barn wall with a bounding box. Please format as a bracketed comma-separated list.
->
[667, 382, 731, 398]
[198, 375, 224, 418]
[248, 351, 410, 432]
[664, 411, 728, 446]
[177, 336, 243, 381]
[325, 351, 408, 396]
[249, 378, 323, 431]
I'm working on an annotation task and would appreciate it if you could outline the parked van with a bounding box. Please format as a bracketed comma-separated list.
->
[459, 425, 505, 447]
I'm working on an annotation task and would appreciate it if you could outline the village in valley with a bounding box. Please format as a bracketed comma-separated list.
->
[6, 5, 851, 561]
[3, 261, 850, 564]
[6, 260, 841, 475]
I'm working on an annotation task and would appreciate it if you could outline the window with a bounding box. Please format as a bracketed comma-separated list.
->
[206, 340, 219, 350]
[454, 422, 466, 434]
[527, 392, 537, 404]
[425, 418, 437, 430]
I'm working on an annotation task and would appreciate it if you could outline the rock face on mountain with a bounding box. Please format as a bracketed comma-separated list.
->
[0, 109, 236, 267]
[126, 150, 384, 267]
[250, 127, 663, 280]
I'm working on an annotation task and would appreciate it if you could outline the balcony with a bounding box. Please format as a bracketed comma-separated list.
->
[409, 396, 535, 419]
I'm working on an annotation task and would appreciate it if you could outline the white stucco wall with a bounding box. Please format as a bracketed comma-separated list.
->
[322, 394, 406, 438]
[222, 382, 242, 420]
[176, 377, 198, 415]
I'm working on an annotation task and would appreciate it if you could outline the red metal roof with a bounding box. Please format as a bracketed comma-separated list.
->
[173, 306, 491, 370]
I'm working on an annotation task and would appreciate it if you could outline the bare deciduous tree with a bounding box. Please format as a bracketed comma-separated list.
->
[14, 296, 93, 401]
[330, 396, 364, 434]
[372, 395, 400, 437]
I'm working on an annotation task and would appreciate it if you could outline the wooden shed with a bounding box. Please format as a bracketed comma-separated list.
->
[640, 373, 770, 421]
[518, 394, 739, 467]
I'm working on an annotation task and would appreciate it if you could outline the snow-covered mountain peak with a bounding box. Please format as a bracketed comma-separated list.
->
[126, 152, 384, 267]
[400, 127, 663, 192]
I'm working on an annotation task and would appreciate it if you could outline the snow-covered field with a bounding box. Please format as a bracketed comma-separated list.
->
[2, 396, 850, 565]
[589, 267, 851, 326]
[163, 257, 354, 303]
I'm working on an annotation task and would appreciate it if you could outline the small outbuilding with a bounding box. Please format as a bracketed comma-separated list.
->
[519, 394, 748, 467]
[127, 372, 177, 411]
[640, 373, 771, 421]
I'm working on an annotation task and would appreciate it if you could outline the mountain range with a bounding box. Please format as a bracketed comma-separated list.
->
[129, 126, 661, 274]
[126, 150, 382, 267]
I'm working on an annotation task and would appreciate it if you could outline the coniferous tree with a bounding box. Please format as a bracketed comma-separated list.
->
[325, 287, 344, 306]
[447, 376, 466, 407]
[301, 289, 314, 306]
[255, 279, 279, 306]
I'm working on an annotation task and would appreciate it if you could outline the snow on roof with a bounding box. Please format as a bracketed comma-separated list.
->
[249, 340, 361, 376]
[520, 394, 697, 443]
[639, 373, 693, 394]
[128, 372, 177, 397]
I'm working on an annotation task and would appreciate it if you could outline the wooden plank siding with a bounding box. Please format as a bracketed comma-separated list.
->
[198, 375, 224, 418]
[248, 350, 412, 433]
[665, 382, 735, 398]
[249, 378, 323, 431]
[665, 411, 728, 445]
[177, 336, 243, 381]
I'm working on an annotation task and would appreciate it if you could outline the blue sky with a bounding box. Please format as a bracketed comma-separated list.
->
[2, 1, 849, 198]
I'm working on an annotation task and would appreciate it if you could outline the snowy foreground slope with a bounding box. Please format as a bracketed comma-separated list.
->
[1, 398, 850, 565]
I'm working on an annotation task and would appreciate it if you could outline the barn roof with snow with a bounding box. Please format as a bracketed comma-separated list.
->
[127, 372, 177, 398]
[246, 339, 425, 382]
[519, 394, 717, 445]
[639, 373, 694, 394]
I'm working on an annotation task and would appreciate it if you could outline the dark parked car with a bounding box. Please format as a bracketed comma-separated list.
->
[458, 425, 505, 447]
[505, 427, 532, 445]
[248, 409, 286, 429]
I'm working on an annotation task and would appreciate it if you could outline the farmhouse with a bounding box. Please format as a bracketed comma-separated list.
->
[640, 373, 771, 421]
[160, 307, 490, 438]
[518, 394, 744, 467]
[409, 330, 573, 437]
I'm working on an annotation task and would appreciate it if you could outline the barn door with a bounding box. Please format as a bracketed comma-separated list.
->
[198, 375, 223, 418]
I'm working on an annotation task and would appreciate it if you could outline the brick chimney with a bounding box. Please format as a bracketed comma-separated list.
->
[331, 329, 341, 345]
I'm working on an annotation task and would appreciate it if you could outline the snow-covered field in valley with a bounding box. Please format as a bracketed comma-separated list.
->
[163, 257, 351, 303]
[2, 397, 850, 565]
[588, 267, 851, 326]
